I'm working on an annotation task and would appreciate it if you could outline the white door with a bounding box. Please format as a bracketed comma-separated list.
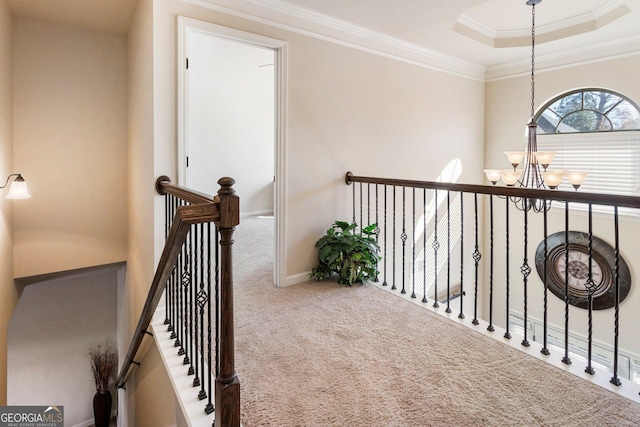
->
[178, 18, 288, 287]
[186, 32, 275, 215]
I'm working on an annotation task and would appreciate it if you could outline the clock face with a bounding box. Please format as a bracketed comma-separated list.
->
[534, 231, 632, 310]
[555, 249, 603, 292]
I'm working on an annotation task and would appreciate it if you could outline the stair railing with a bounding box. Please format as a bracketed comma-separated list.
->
[346, 171, 640, 398]
[116, 176, 240, 426]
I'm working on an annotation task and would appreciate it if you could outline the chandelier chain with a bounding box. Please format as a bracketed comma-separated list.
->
[484, 0, 590, 212]
[530, 3, 536, 120]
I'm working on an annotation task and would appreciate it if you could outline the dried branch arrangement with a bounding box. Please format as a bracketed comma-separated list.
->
[89, 341, 118, 394]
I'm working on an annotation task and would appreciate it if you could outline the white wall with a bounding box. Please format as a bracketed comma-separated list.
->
[8, 265, 121, 426]
[0, 0, 19, 405]
[12, 17, 128, 278]
[187, 31, 275, 215]
[485, 54, 640, 357]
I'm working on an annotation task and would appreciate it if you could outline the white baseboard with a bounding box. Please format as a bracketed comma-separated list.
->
[240, 210, 273, 218]
[284, 271, 312, 287]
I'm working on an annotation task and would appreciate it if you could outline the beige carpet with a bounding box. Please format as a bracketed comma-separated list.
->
[233, 216, 640, 426]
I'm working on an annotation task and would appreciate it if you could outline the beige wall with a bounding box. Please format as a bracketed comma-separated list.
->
[12, 17, 128, 278]
[485, 55, 640, 356]
[128, 0, 178, 424]
[0, 0, 19, 405]
[153, 0, 485, 280]
[126, 0, 485, 421]
[128, 0, 155, 331]
[284, 37, 484, 277]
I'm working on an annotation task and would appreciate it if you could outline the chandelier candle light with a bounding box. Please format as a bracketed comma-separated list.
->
[483, 0, 587, 211]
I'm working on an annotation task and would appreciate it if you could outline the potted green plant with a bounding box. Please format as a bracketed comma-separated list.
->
[310, 221, 380, 286]
[89, 341, 117, 427]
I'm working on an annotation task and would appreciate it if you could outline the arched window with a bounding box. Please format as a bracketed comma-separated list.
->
[535, 88, 640, 198]
[537, 89, 640, 134]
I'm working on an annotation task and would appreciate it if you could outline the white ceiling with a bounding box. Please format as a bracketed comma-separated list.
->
[7, 0, 640, 80]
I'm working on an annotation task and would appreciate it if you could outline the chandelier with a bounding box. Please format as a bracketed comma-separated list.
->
[483, 0, 587, 212]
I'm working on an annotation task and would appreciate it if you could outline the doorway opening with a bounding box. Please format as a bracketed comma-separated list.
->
[178, 18, 287, 286]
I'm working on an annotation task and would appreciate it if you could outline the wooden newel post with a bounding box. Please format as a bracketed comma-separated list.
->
[214, 177, 241, 427]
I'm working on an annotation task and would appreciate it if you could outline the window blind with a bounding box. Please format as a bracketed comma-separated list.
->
[537, 131, 640, 196]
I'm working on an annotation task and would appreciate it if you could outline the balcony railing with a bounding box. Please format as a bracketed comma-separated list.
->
[116, 176, 241, 426]
[345, 171, 640, 398]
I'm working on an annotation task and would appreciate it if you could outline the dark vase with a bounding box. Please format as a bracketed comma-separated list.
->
[93, 390, 112, 427]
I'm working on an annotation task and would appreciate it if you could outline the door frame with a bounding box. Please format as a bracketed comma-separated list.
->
[177, 16, 288, 287]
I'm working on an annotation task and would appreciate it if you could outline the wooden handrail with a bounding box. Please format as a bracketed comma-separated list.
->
[345, 172, 640, 209]
[115, 202, 216, 388]
[116, 176, 241, 426]
[155, 175, 215, 205]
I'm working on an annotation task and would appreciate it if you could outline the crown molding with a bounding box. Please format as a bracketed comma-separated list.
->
[181, 0, 486, 81]
[183, 0, 640, 83]
[486, 33, 640, 81]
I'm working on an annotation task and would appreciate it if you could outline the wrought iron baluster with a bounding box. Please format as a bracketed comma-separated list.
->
[585, 204, 595, 374]
[401, 187, 407, 294]
[383, 185, 388, 287]
[375, 184, 380, 282]
[168, 195, 177, 335]
[562, 202, 571, 364]
[192, 224, 201, 388]
[197, 223, 208, 400]
[504, 198, 511, 339]
[611, 206, 621, 386]
[541, 208, 550, 355]
[458, 193, 464, 319]
[187, 227, 195, 375]
[432, 189, 439, 308]
[411, 188, 416, 299]
[472, 193, 481, 325]
[175, 199, 184, 350]
[205, 223, 214, 414]
[164, 194, 171, 326]
[422, 188, 427, 304]
[392, 186, 397, 291]
[178, 199, 186, 342]
[487, 195, 495, 332]
[446, 191, 452, 313]
[521, 199, 530, 346]
[170, 263, 177, 336]
[367, 183, 371, 228]
[352, 180, 356, 225]
[176, 198, 187, 342]
[175, 236, 182, 347]
[179, 243, 189, 361]
[359, 182, 363, 232]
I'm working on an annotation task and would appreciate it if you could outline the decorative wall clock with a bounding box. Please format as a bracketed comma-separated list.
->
[534, 231, 631, 310]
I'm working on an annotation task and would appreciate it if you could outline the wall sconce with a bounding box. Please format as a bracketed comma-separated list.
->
[1, 174, 31, 199]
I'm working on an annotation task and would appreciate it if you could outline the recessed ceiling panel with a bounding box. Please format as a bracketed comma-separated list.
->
[454, 0, 631, 47]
